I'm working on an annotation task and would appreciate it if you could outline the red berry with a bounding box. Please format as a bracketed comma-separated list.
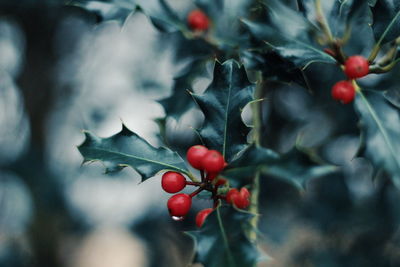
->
[235, 196, 250, 209]
[344, 55, 369, 79]
[226, 188, 239, 204]
[201, 150, 225, 173]
[187, 145, 209, 170]
[195, 208, 213, 228]
[331, 80, 356, 104]
[167, 193, 192, 217]
[161, 171, 186, 193]
[240, 187, 250, 199]
[226, 187, 251, 209]
[187, 10, 209, 31]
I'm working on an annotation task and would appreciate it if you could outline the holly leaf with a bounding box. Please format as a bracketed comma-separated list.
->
[240, 50, 311, 88]
[243, 0, 336, 68]
[371, 0, 400, 45]
[78, 124, 190, 181]
[298, 0, 370, 38]
[187, 205, 259, 267]
[192, 60, 255, 162]
[71, 0, 136, 23]
[225, 144, 337, 189]
[262, 148, 339, 190]
[158, 59, 208, 120]
[137, 0, 187, 33]
[72, 0, 187, 32]
[355, 90, 400, 187]
[384, 88, 400, 108]
[223, 144, 279, 182]
[194, 0, 252, 48]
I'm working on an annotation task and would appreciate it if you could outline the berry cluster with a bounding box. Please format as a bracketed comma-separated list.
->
[331, 55, 369, 104]
[161, 145, 251, 227]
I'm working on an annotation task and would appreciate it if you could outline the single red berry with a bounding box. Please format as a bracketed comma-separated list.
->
[167, 193, 192, 217]
[226, 188, 239, 204]
[234, 196, 250, 209]
[187, 10, 209, 31]
[161, 171, 186, 193]
[202, 150, 225, 173]
[240, 187, 250, 199]
[331, 80, 356, 104]
[187, 145, 209, 170]
[235, 188, 251, 209]
[226, 187, 251, 209]
[195, 208, 213, 228]
[344, 55, 369, 79]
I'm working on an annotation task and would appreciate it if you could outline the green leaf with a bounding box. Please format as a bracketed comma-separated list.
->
[137, 0, 187, 33]
[72, 0, 187, 32]
[240, 50, 311, 88]
[243, 0, 336, 68]
[78, 124, 190, 181]
[355, 90, 400, 187]
[223, 144, 337, 189]
[158, 59, 208, 120]
[187, 205, 259, 267]
[298, 0, 370, 38]
[194, 0, 252, 48]
[262, 148, 338, 190]
[192, 60, 255, 162]
[223, 144, 279, 182]
[71, 0, 136, 23]
[384, 88, 400, 108]
[369, 0, 378, 6]
[371, 0, 400, 45]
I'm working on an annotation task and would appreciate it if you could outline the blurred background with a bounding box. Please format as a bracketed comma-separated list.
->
[0, 1, 199, 266]
[1, 1, 400, 267]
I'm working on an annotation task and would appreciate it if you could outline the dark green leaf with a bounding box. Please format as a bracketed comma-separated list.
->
[137, 0, 187, 33]
[240, 50, 311, 88]
[194, 0, 252, 48]
[263, 148, 338, 189]
[73, 0, 187, 32]
[223, 144, 337, 189]
[72, 0, 136, 22]
[223, 144, 279, 181]
[384, 88, 400, 108]
[355, 90, 400, 187]
[78, 124, 190, 181]
[158, 59, 208, 120]
[371, 0, 400, 45]
[192, 60, 255, 162]
[369, 0, 378, 6]
[187, 205, 259, 267]
[243, 0, 335, 68]
[298, 0, 370, 38]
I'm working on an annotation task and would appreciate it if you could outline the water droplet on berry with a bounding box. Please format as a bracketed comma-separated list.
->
[171, 216, 184, 221]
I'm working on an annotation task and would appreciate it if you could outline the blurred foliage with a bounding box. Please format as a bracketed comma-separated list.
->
[1, 0, 400, 267]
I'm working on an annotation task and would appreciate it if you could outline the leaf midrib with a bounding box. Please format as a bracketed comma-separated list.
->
[81, 146, 188, 174]
[216, 207, 236, 267]
[358, 91, 400, 171]
[222, 67, 233, 158]
[376, 9, 400, 46]
[264, 34, 335, 66]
